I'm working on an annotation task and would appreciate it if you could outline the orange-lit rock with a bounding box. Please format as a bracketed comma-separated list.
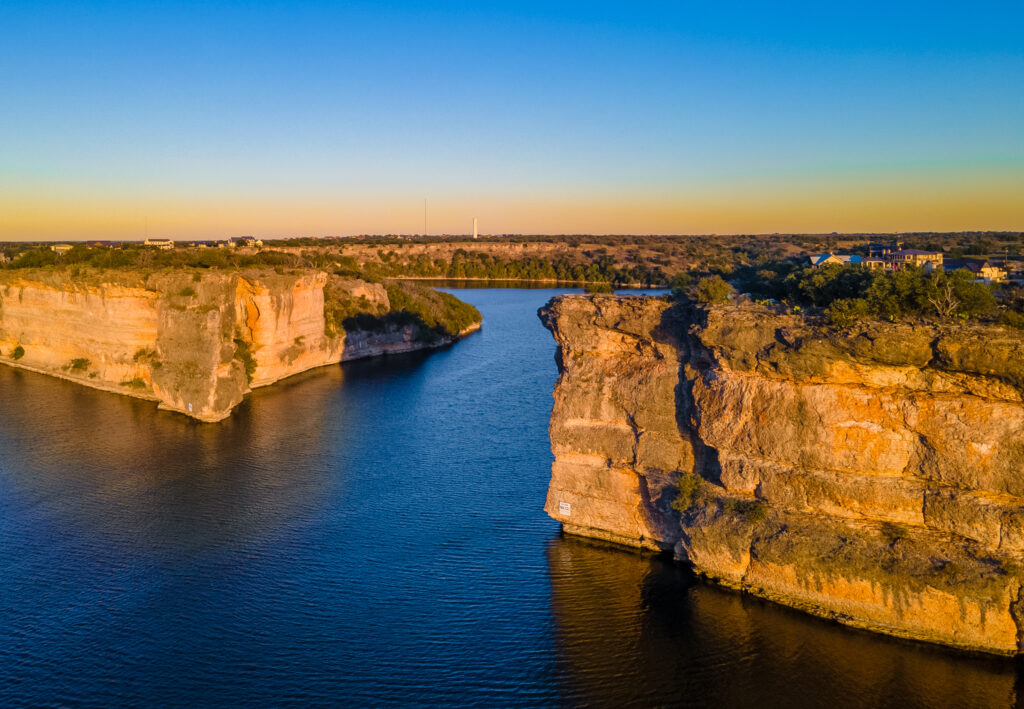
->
[0, 269, 476, 421]
[540, 295, 1024, 655]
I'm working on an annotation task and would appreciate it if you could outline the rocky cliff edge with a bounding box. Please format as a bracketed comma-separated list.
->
[0, 270, 478, 421]
[540, 294, 1024, 655]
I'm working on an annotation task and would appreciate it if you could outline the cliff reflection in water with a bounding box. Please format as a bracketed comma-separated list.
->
[548, 535, 1022, 708]
[0, 364, 341, 550]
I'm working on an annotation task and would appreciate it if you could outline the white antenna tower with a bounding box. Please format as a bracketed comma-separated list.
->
[473, 217, 478, 239]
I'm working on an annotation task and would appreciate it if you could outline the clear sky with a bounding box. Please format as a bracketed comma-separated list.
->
[1, 1, 1022, 239]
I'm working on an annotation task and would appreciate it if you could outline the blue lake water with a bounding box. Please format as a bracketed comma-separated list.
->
[1, 288, 1021, 707]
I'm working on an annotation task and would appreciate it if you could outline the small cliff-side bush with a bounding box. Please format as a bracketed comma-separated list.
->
[669, 272, 692, 299]
[722, 497, 767, 522]
[695, 275, 731, 304]
[178, 286, 197, 297]
[672, 471, 709, 512]
[233, 336, 257, 384]
[11, 345, 24, 360]
[999, 311, 1024, 329]
[827, 297, 871, 328]
[69, 357, 91, 371]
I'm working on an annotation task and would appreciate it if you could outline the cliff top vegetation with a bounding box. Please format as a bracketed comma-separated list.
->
[323, 280, 480, 341]
[672, 262, 1024, 331]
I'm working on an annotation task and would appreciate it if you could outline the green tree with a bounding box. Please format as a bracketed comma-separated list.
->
[827, 298, 871, 327]
[696, 275, 731, 304]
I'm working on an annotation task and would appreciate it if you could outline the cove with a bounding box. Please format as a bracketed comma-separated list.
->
[0, 288, 1020, 708]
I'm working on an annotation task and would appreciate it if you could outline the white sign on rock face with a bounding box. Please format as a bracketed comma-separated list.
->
[558, 501, 571, 516]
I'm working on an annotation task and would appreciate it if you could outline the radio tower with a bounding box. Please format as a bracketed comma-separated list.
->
[473, 217, 478, 239]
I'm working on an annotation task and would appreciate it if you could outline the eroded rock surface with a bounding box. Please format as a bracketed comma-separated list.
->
[0, 270, 473, 421]
[540, 294, 1024, 654]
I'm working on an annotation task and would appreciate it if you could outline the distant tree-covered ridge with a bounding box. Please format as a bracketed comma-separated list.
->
[4, 231, 1022, 289]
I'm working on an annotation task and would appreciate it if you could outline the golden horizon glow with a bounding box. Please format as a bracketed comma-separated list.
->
[3, 172, 1021, 241]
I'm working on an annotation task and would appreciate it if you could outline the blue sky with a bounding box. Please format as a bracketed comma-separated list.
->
[1, 1, 1022, 237]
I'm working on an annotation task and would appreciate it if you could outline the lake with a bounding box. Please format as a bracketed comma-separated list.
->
[1, 288, 1021, 707]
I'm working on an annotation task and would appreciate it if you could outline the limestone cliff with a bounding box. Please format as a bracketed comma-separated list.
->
[0, 270, 477, 421]
[540, 294, 1024, 655]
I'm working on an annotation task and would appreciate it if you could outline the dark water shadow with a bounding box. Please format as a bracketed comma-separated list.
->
[547, 533, 1022, 709]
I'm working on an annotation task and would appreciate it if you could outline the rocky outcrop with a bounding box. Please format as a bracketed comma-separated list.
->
[540, 294, 1024, 655]
[0, 269, 476, 421]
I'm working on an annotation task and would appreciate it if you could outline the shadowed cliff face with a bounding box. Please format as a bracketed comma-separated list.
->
[540, 294, 1024, 655]
[0, 270, 475, 422]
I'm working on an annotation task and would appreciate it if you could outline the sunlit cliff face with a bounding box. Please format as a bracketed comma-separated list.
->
[540, 294, 1024, 655]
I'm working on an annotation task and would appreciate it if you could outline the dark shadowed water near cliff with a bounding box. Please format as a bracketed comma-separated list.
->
[1, 288, 1022, 708]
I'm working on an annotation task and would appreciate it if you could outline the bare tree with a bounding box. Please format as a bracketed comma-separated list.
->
[929, 280, 960, 319]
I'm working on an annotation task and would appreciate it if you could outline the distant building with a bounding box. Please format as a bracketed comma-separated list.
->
[885, 248, 943, 271]
[0, 252, 9, 264]
[144, 238, 175, 250]
[808, 253, 862, 267]
[868, 240, 903, 257]
[867, 239, 943, 270]
[862, 257, 886, 270]
[945, 259, 1006, 284]
[231, 236, 263, 248]
[50, 244, 74, 254]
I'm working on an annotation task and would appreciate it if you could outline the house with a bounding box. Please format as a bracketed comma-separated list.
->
[809, 253, 862, 267]
[231, 236, 263, 248]
[885, 248, 943, 271]
[868, 239, 943, 270]
[869, 240, 903, 257]
[144, 238, 175, 250]
[862, 257, 886, 270]
[50, 244, 74, 254]
[945, 259, 1006, 284]
[0, 252, 9, 264]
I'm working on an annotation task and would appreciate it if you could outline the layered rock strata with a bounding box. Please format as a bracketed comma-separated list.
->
[0, 270, 474, 421]
[540, 294, 1024, 655]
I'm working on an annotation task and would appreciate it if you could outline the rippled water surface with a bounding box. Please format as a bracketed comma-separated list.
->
[1, 288, 1021, 707]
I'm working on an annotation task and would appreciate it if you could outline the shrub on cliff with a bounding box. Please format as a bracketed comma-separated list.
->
[695, 275, 731, 304]
[999, 311, 1024, 329]
[827, 298, 871, 328]
[672, 471, 710, 512]
[232, 336, 257, 384]
[11, 345, 24, 360]
[669, 272, 692, 299]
